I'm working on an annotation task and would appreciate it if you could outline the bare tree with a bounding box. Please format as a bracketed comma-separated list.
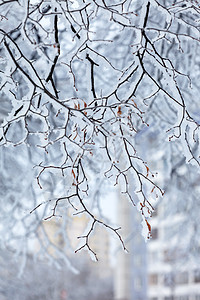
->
[0, 0, 200, 262]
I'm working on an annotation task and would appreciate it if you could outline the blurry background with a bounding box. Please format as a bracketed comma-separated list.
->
[1, 0, 200, 299]
[1, 149, 200, 300]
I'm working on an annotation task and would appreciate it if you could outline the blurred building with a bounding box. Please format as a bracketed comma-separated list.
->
[147, 206, 200, 300]
[114, 195, 200, 300]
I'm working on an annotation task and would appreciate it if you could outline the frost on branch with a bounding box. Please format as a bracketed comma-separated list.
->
[0, 0, 200, 262]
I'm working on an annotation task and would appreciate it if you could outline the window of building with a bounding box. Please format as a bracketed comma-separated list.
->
[195, 295, 200, 300]
[163, 249, 176, 263]
[164, 297, 173, 300]
[194, 269, 200, 283]
[175, 272, 188, 285]
[151, 228, 158, 240]
[163, 247, 182, 263]
[149, 273, 158, 285]
[163, 249, 170, 262]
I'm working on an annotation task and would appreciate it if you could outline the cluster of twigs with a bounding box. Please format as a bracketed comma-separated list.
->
[0, 0, 200, 259]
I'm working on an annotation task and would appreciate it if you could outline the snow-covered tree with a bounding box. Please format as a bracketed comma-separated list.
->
[0, 0, 200, 264]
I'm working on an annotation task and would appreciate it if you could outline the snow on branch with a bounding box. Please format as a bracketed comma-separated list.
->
[0, 0, 200, 264]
